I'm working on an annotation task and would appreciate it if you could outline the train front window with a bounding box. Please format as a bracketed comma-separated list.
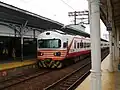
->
[38, 39, 61, 48]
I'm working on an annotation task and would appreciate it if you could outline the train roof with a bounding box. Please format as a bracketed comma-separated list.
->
[39, 30, 108, 42]
[60, 26, 90, 37]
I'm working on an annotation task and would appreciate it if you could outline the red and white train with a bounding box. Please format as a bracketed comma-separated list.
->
[37, 31, 109, 68]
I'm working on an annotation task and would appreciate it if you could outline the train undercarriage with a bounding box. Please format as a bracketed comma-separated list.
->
[37, 60, 63, 68]
[37, 54, 90, 68]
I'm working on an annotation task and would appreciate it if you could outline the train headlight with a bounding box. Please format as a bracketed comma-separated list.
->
[38, 52, 44, 56]
[54, 52, 61, 56]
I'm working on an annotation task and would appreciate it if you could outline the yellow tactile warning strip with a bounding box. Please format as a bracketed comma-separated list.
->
[76, 54, 116, 90]
[0, 59, 37, 71]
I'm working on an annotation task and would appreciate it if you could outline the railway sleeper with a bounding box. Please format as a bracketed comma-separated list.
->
[59, 87, 68, 90]
[61, 83, 71, 87]
[64, 81, 73, 85]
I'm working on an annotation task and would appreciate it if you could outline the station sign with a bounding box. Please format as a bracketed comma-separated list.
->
[106, 22, 112, 31]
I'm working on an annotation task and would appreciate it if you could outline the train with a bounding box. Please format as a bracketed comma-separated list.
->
[37, 30, 109, 68]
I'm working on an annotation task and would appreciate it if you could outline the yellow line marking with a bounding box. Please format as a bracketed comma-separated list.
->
[0, 59, 37, 71]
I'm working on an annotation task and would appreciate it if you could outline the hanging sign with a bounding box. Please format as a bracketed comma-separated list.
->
[107, 22, 112, 31]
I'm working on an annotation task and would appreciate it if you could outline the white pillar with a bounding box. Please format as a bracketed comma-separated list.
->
[108, 31, 113, 72]
[116, 28, 119, 61]
[89, 0, 101, 90]
[106, 0, 114, 71]
[21, 35, 23, 61]
[112, 35, 115, 62]
[112, 24, 117, 71]
[114, 29, 118, 61]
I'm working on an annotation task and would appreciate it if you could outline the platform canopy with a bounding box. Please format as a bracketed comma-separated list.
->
[0, 1, 92, 38]
[100, 0, 120, 29]
[0, 1, 64, 30]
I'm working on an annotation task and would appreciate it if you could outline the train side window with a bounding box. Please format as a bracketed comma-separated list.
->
[58, 40, 61, 47]
[63, 42, 68, 48]
[74, 42, 76, 48]
[86, 43, 88, 48]
[80, 42, 83, 48]
[84, 43, 86, 48]
[87, 43, 89, 48]
[89, 43, 91, 47]
[77, 43, 79, 48]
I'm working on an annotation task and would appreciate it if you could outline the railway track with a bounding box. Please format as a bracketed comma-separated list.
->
[44, 62, 90, 90]
[0, 54, 91, 90]
[0, 69, 51, 90]
[0, 68, 40, 83]
[1, 48, 109, 90]
[43, 49, 109, 90]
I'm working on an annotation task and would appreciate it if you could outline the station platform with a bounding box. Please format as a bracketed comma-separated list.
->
[0, 59, 37, 81]
[76, 54, 120, 90]
[0, 59, 37, 71]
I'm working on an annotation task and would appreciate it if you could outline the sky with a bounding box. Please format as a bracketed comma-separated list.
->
[0, 0, 109, 40]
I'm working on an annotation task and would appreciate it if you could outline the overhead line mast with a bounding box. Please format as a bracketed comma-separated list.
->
[68, 10, 89, 25]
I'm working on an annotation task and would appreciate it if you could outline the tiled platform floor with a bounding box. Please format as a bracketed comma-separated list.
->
[76, 54, 120, 90]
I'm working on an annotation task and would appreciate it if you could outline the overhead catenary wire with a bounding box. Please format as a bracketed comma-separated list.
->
[60, 0, 74, 10]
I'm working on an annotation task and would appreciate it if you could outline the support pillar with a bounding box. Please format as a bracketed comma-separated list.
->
[116, 28, 120, 71]
[108, 31, 113, 72]
[107, 0, 114, 72]
[112, 34, 115, 63]
[113, 28, 119, 61]
[112, 27, 119, 71]
[33, 29, 35, 39]
[114, 29, 118, 61]
[116, 28, 119, 61]
[88, 0, 101, 90]
[20, 21, 28, 61]
[21, 35, 23, 61]
[14, 29, 17, 37]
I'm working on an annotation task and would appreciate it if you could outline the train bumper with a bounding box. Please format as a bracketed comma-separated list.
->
[37, 59, 63, 68]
